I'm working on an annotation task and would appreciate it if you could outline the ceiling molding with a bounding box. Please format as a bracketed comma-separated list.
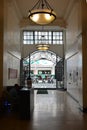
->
[64, 0, 78, 20]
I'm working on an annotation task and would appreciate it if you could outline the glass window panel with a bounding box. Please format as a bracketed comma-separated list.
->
[23, 32, 26, 35]
[26, 35, 29, 39]
[59, 32, 63, 36]
[35, 31, 37, 35]
[30, 32, 33, 35]
[23, 31, 63, 45]
[60, 35, 63, 40]
[23, 40, 27, 44]
[28, 32, 30, 35]
[26, 41, 29, 44]
[54, 32, 56, 36]
[38, 35, 41, 39]
[49, 31, 51, 35]
[30, 41, 33, 44]
[56, 35, 60, 39]
[24, 35, 27, 40]
[53, 41, 56, 44]
[57, 41, 60, 44]
[45, 41, 48, 44]
[53, 32, 56, 35]
[35, 35, 38, 39]
[44, 35, 47, 39]
[55, 41, 58, 44]
[30, 35, 33, 39]
[57, 32, 60, 35]
[35, 40, 38, 44]
[45, 32, 48, 35]
[49, 40, 51, 44]
[42, 32, 44, 35]
[39, 32, 41, 35]
[59, 41, 63, 44]
[53, 35, 56, 39]
[49, 35, 52, 40]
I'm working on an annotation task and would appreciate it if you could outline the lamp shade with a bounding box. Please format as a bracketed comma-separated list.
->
[28, 0, 56, 25]
[36, 44, 49, 51]
[29, 9, 56, 25]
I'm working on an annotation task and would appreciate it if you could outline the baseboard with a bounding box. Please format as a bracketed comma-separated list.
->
[34, 88, 66, 90]
[67, 91, 79, 103]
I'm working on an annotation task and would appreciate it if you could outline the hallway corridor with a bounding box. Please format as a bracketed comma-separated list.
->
[0, 90, 87, 130]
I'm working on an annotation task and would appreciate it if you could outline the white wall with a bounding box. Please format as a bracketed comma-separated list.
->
[66, 1, 83, 108]
[3, 0, 21, 86]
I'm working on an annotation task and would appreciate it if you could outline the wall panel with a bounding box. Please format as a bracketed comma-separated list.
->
[3, 0, 21, 87]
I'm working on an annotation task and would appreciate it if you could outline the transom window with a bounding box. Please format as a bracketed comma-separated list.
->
[23, 31, 63, 45]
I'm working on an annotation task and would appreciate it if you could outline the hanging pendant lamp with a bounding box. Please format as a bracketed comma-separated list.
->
[36, 30, 50, 51]
[28, 0, 56, 25]
[36, 44, 49, 51]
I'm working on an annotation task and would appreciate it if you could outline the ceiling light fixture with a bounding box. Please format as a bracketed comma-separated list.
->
[36, 44, 49, 51]
[28, 0, 56, 25]
[36, 28, 49, 51]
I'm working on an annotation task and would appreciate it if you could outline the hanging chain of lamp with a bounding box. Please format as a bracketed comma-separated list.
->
[28, 0, 56, 25]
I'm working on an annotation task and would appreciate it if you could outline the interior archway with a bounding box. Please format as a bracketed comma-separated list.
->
[23, 50, 64, 89]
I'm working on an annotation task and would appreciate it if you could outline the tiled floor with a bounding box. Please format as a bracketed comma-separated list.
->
[33, 82, 56, 88]
[0, 90, 87, 130]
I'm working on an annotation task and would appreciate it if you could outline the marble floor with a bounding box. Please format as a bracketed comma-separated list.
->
[0, 90, 87, 130]
[33, 82, 56, 88]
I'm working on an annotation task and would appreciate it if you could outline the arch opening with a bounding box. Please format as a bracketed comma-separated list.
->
[22, 50, 64, 89]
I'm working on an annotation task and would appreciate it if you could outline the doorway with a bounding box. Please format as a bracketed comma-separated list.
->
[22, 51, 64, 89]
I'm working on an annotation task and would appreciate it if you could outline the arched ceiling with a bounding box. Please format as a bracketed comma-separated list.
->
[23, 51, 61, 66]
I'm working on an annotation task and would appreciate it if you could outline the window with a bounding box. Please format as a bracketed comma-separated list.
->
[23, 31, 34, 44]
[23, 31, 63, 45]
[53, 32, 63, 44]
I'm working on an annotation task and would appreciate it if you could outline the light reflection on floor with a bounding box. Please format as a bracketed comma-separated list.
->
[32, 83, 56, 88]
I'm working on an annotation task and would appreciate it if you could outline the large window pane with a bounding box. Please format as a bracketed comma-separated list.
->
[23, 31, 63, 45]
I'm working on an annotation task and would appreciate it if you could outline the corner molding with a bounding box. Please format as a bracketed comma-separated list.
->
[7, 51, 21, 60]
[64, 0, 80, 20]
